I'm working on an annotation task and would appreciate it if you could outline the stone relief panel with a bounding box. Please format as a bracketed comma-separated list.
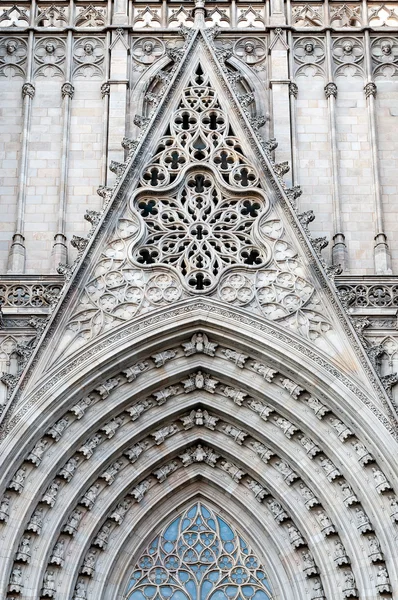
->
[332, 36, 364, 77]
[236, 6, 266, 28]
[0, 36, 27, 78]
[0, 5, 30, 27]
[168, 6, 195, 28]
[371, 36, 398, 78]
[33, 37, 66, 79]
[72, 37, 105, 79]
[132, 37, 165, 70]
[74, 5, 106, 28]
[368, 3, 398, 27]
[330, 4, 362, 27]
[133, 6, 162, 29]
[292, 4, 324, 28]
[234, 37, 267, 66]
[293, 36, 326, 77]
[205, 6, 231, 28]
[35, 4, 69, 27]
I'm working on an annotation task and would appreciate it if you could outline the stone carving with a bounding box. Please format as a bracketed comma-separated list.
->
[27, 438, 50, 466]
[248, 479, 267, 502]
[73, 579, 88, 600]
[319, 456, 341, 481]
[279, 377, 303, 399]
[267, 498, 288, 523]
[222, 424, 247, 445]
[64, 509, 83, 535]
[16, 535, 31, 562]
[298, 434, 320, 458]
[154, 460, 178, 482]
[316, 511, 336, 536]
[332, 37, 364, 77]
[339, 481, 358, 506]
[58, 456, 79, 482]
[101, 416, 125, 438]
[0, 5, 30, 27]
[134, 6, 162, 29]
[153, 385, 180, 404]
[80, 483, 101, 510]
[274, 460, 298, 485]
[94, 521, 112, 549]
[302, 550, 318, 576]
[221, 348, 248, 368]
[180, 444, 219, 467]
[328, 417, 353, 441]
[251, 362, 277, 382]
[124, 441, 150, 464]
[220, 460, 245, 482]
[342, 570, 358, 598]
[41, 480, 60, 507]
[305, 396, 329, 419]
[218, 273, 255, 306]
[73, 37, 105, 79]
[273, 416, 298, 438]
[294, 37, 325, 77]
[50, 538, 65, 566]
[152, 424, 179, 445]
[298, 482, 320, 509]
[81, 548, 98, 576]
[246, 399, 273, 420]
[96, 377, 119, 398]
[310, 577, 326, 599]
[123, 361, 149, 381]
[42, 570, 56, 597]
[180, 409, 218, 430]
[47, 416, 69, 441]
[372, 467, 392, 493]
[334, 539, 350, 566]
[219, 385, 247, 405]
[33, 37, 66, 78]
[355, 508, 373, 533]
[101, 459, 124, 485]
[75, 5, 106, 27]
[8, 565, 23, 593]
[79, 433, 103, 459]
[132, 37, 165, 65]
[351, 440, 374, 466]
[182, 333, 217, 356]
[151, 351, 177, 367]
[367, 535, 383, 562]
[0, 494, 10, 522]
[8, 466, 27, 493]
[292, 5, 323, 28]
[27, 506, 44, 533]
[324, 82, 338, 99]
[36, 5, 68, 27]
[182, 371, 219, 393]
[110, 499, 132, 524]
[251, 441, 275, 463]
[286, 522, 305, 548]
[236, 6, 265, 28]
[388, 495, 398, 523]
[371, 37, 398, 78]
[234, 38, 266, 65]
[127, 399, 153, 421]
[0, 37, 28, 78]
[131, 480, 151, 502]
[71, 395, 95, 419]
[376, 565, 391, 593]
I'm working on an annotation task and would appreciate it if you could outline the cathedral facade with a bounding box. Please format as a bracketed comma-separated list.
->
[0, 1, 398, 598]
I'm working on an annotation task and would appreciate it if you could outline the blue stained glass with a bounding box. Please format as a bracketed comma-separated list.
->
[125, 504, 273, 600]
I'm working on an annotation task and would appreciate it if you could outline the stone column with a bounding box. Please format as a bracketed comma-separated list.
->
[363, 26, 392, 274]
[7, 28, 35, 273]
[269, 28, 292, 187]
[324, 30, 346, 269]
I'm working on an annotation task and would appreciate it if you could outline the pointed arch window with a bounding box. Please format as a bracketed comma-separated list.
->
[125, 503, 273, 600]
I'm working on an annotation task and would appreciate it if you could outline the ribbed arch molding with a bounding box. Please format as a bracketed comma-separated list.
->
[1, 309, 397, 599]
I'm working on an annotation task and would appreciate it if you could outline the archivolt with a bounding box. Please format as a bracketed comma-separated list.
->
[0, 310, 397, 599]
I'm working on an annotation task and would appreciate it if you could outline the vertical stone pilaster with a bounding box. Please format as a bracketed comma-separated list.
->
[269, 29, 292, 187]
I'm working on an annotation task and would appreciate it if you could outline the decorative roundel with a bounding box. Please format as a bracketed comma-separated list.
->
[234, 37, 267, 65]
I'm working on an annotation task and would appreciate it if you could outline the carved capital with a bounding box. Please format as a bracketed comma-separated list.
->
[22, 83, 35, 99]
[61, 82, 75, 99]
[101, 81, 110, 98]
[364, 82, 377, 98]
[324, 82, 337, 99]
[289, 82, 298, 98]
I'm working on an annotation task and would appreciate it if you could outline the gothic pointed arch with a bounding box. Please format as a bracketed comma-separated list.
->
[0, 26, 397, 600]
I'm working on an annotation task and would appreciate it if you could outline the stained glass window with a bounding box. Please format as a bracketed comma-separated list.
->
[124, 503, 273, 600]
